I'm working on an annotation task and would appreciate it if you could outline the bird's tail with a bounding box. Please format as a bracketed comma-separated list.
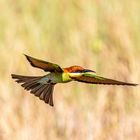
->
[11, 74, 55, 106]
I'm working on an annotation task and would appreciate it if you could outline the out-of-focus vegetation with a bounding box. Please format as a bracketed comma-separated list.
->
[0, 0, 140, 139]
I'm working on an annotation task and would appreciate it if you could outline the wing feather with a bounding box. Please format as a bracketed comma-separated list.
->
[24, 54, 63, 72]
[71, 73, 138, 86]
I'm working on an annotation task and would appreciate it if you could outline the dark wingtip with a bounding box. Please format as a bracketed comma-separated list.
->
[125, 82, 138, 86]
[23, 54, 28, 57]
[23, 54, 35, 67]
[11, 74, 17, 79]
[24, 54, 30, 61]
[118, 83, 138, 86]
[132, 83, 139, 86]
[84, 69, 96, 73]
[23, 54, 28, 58]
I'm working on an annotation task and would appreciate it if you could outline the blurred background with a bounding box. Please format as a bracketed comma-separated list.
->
[0, 0, 140, 140]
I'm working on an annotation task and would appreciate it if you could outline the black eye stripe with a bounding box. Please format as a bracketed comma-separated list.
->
[74, 70, 83, 73]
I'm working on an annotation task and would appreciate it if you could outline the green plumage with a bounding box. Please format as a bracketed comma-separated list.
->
[38, 72, 72, 84]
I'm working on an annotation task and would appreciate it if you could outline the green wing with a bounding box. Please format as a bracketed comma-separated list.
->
[24, 54, 63, 72]
[71, 73, 138, 86]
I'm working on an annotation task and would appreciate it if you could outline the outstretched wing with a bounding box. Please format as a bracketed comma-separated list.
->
[70, 73, 138, 86]
[24, 54, 63, 72]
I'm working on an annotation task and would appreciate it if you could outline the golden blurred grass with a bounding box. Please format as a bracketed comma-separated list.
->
[0, 0, 140, 140]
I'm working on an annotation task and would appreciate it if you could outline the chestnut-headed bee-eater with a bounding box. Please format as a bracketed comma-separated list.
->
[11, 55, 138, 106]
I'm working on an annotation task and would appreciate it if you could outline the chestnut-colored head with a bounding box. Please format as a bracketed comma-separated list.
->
[64, 66, 95, 73]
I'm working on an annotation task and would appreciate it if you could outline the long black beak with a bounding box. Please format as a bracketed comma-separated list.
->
[83, 69, 96, 73]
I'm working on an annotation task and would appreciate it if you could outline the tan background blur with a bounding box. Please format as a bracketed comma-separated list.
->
[0, 0, 140, 140]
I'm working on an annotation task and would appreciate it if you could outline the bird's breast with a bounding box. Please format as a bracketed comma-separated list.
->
[61, 73, 72, 83]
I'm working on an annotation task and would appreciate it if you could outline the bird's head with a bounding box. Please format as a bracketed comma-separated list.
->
[64, 66, 95, 77]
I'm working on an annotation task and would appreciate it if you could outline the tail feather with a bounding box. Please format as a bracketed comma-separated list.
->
[11, 74, 55, 106]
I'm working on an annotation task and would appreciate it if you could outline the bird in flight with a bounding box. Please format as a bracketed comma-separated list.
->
[11, 55, 138, 106]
